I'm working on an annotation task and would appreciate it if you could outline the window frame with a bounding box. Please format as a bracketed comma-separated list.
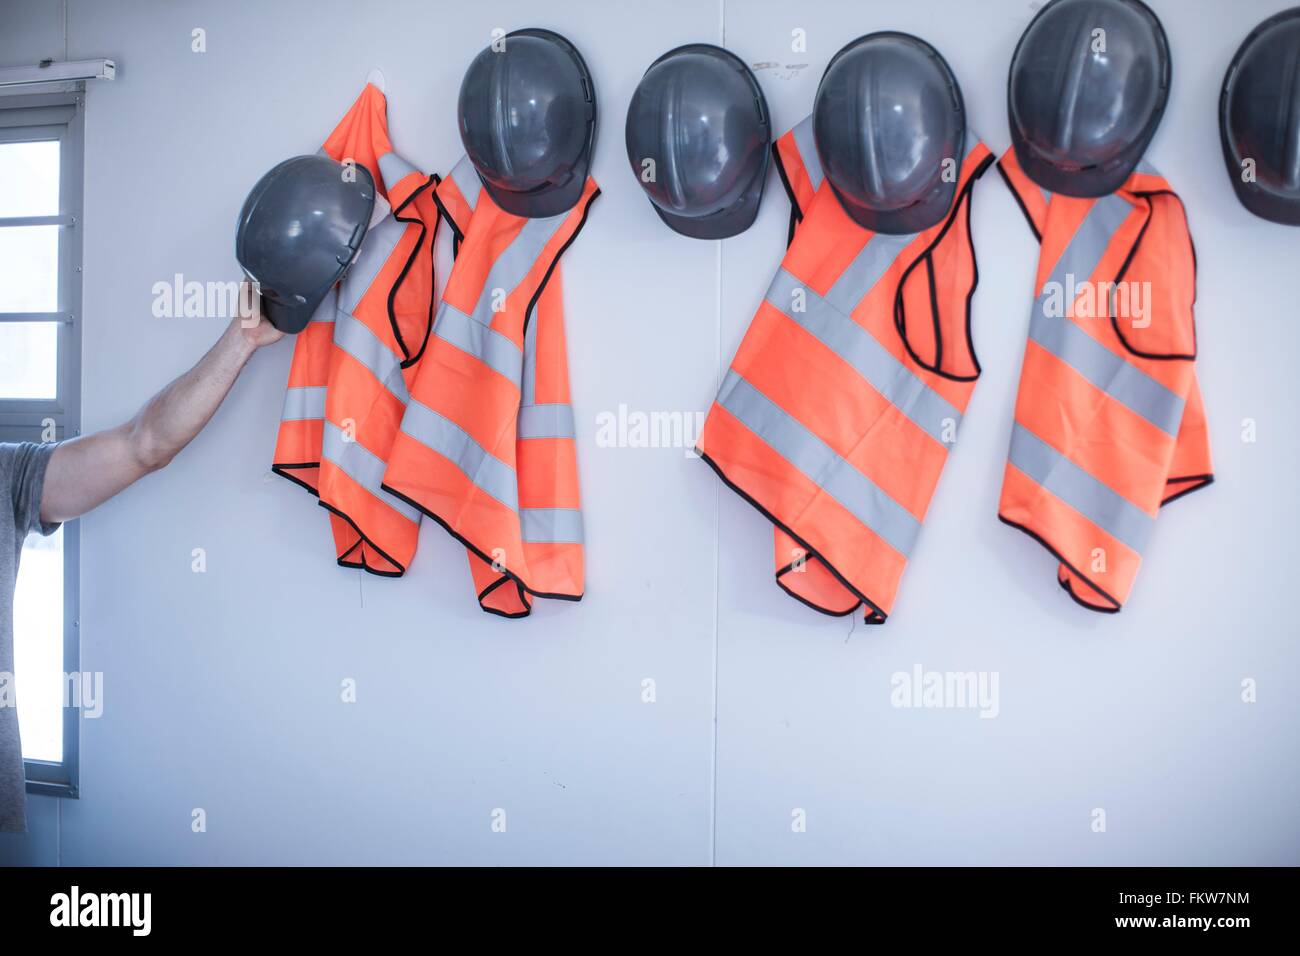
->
[0, 90, 84, 799]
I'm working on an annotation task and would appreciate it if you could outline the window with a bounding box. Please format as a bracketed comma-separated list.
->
[0, 92, 84, 798]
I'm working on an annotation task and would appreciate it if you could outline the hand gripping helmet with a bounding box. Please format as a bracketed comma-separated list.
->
[1008, 0, 1171, 197]
[625, 43, 771, 239]
[1220, 7, 1300, 226]
[813, 32, 966, 235]
[458, 27, 597, 219]
[235, 154, 376, 334]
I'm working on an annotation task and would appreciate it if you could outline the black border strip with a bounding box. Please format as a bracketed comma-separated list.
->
[477, 573, 532, 619]
[1109, 187, 1198, 362]
[770, 138, 803, 248]
[995, 159, 1044, 242]
[521, 185, 601, 338]
[697, 450, 889, 624]
[379, 482, 583, 611]
[387, 173, 440, 369]
[998, 513, 1123, 613]
[271, 462, 320, 497]
[893, 150, 994, 383]
[317, 498, 407, 578]
[1161, 473, 1214, 507]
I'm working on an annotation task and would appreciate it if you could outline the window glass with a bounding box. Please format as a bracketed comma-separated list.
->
[0, 225, 60, 312]
[0, 140, 60, 217]
[15, 525, 64, 763]
[0, 322, 58, 399]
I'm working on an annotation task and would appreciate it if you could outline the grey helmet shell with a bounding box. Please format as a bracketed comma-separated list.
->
[625, 43, 771, 239]
[813, 32, 966, 235]
[235, 154, 376, 334]
[458, 27, 597, 219]
[1220, 6, 1300, 225]
[1009, 0, 1171, 197]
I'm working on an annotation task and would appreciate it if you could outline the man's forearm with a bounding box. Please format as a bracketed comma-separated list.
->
[128, 321, 257, 471]
[39, 309, 280, 524]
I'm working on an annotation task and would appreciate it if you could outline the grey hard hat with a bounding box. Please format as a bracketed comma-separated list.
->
[625, 43, 771, 239]
[1009, 0, 1171, 198]
[813, 32, 966, 235]
[458, 28, 596, 219]
[235, 154, 375, 334]
[1220, 7, 1300, 226]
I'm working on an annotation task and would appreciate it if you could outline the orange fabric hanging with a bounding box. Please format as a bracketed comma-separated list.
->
[381, 156, 598, 617]
[271, 84, 439, 576]
[698, 115, 993, 623]
[997, 147, 1213, 611]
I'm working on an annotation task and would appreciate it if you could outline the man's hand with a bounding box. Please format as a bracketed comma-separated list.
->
[234, 281, 286, 351]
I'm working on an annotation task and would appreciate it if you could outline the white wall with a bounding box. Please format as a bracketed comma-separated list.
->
[1, 0, 1296, 866]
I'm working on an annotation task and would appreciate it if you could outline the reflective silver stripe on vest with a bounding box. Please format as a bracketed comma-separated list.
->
[518, 403, 576, 439]
[398, 400, 519, 513]
[765, 268, 961, 445]
[717, 370, 921, 558]
[322, 421, 421, 523]
[467, 214, 567, 327]
[521, 508, 584, 544]
[377, 151, 419, 193]
[433, 304, 523, 384]
[790, 115, 824, 192]
[823, 232, 914, 316]
[339, 214, 406, 316]
[332, 308, 409, 404]
[1008, 422, 1154, 554]
[281, 386, 326, 422]
[432, 210, 568, 381]
[1028, 192, 1184, 437]
[449, 154, 482, 211]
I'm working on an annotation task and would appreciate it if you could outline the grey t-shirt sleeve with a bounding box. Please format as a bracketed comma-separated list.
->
[3, 441, 61, 539]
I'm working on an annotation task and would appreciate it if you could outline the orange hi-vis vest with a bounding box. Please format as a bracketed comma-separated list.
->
[698, 115, 993, 623]
[380, 156, 599, 617]
[997, 148, 1213, 612]
[271, 84, 440, 576]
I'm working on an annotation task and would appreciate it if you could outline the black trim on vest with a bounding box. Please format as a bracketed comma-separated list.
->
[893, 150, 993, 383]
[770, 139, 803, 248]
[378, 482, 583, 613]
[998, 514, 1123, 613]
[477, 573, 532, 619]
[1110, 187, 1199, 362]
[521, 185, 601, 339]
[317, 499, 407, 578]
[1161, 473, 1214, 507]
[388, 173, 440, 370]
[271, 462, 320, 497]
[697, 449, 890, 624]
[775, 561, 865, 618]
[996, 159, 1043, 242]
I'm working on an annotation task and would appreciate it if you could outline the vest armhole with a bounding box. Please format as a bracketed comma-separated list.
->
[389, 173, 440, 369]
[1109, 189, 1199, 363]
[893, 151, 993, 383]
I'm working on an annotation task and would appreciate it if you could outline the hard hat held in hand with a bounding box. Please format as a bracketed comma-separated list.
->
[235, 154, 376, 334]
